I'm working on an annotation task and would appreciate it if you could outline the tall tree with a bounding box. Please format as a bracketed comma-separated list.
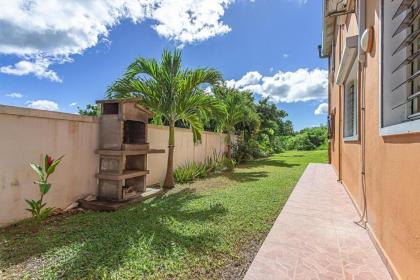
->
[213, 85, 260, 159]
[107, 50, 225, 189]
[256, 98, 289, 136]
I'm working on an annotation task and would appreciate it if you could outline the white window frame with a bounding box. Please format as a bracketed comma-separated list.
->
[344, 79, 359, 141]
[380, 0, 420, 136]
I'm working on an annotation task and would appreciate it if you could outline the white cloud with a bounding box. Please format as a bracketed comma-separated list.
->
[227, 71, 262, 89]
[282, 53, 289, 58]
[69, 102, 77, 107]
[27, 100, 59, 111]
[5, 92, 23, 98]
[0, 58, 61, 82]
[314, 102, 328, 115]
[293, 0, 308, 4]
[151, 0, 233, 45]
[0, 0, 246, 81]
[229, 68, 328, 103]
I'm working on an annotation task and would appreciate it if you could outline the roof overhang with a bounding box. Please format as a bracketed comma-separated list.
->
[321, 0, 350, 57]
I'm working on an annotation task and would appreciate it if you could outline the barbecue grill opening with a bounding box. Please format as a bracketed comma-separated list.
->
[102, 102, 119, 114]
[123, 120, 146, 145]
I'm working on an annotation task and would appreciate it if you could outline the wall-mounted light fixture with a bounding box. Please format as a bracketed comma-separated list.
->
[360, 26, 374, 54]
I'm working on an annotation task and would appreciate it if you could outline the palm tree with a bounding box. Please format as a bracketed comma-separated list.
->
[107, 50, 226, 189]
[213, 85, 260, 159]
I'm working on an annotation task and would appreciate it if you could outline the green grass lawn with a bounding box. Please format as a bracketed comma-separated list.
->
[0, 150, 327, 280]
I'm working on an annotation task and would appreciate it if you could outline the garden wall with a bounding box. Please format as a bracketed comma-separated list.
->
[0, 105, 228, 226]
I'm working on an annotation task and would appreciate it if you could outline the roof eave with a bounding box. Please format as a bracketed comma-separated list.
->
[321, 0, 336, 57]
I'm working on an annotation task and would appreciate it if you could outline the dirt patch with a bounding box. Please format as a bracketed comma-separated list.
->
[213, 238, 264, 280]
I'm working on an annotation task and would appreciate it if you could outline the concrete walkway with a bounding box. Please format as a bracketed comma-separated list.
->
[244, 163, 391, 280]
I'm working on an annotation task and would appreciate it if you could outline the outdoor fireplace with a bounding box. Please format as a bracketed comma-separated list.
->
[94, 99, 164, 203]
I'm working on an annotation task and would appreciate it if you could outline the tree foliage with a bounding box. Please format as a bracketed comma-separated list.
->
[78, 104, 100, 116]
[107, 50, 225, 188]
[281, 125, 328, 151]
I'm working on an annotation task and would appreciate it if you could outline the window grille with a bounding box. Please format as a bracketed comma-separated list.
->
[383, 0, 420, 128]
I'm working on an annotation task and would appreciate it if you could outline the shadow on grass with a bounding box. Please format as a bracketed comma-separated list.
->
[0, 190, 228, 278]
[236, 158, 301, 170]
[213, 157, 300, 183]
[222, 171, 269, 183]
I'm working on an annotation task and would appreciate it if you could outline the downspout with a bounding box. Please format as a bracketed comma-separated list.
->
[338, 83, 343, 181]
[328, 56, 332, 164]
[355, 0, 368, 228]
[318, 45, 331, 163]
[338, 25, 343, 182]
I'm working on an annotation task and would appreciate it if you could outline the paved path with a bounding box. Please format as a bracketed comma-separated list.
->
[244, 163, 391, 280]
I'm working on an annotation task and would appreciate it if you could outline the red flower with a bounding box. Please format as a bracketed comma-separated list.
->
[47, 155, 54, 167]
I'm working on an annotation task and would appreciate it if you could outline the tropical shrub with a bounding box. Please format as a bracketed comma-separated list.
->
[174, 151, 228, 183]
[211, 85, 260, 160]
[27, 155, 63, 220]
[231, 138, 265, 164]
[283, 126, 328, 151]
[174, 162, 208, 184]
[255, 133, 273, 156]
[205, 150, 228, 173]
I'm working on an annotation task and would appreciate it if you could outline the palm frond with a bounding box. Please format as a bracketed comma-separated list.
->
[125, 57, 160, 80]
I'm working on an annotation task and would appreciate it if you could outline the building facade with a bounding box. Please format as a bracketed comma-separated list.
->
[322, 0, 420, 278]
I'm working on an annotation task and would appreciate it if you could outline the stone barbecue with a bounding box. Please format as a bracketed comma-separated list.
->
[95, 98, 164, 202]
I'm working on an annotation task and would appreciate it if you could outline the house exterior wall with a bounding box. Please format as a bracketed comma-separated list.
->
[0, 105, 228, 227]
[327, 1, 420, 278]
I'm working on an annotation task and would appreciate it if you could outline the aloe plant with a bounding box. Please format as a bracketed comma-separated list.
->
[26, 155, 63, 220]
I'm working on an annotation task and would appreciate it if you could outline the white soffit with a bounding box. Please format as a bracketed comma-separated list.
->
[336, 35, 358, 85]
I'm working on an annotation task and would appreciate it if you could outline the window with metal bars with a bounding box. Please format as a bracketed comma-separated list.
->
[344, 81, 358, 139]
[382, 0, 420, 132]
[343, 59, 358, 140]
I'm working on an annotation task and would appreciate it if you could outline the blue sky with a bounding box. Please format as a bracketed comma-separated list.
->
[0, 0, 327, 130]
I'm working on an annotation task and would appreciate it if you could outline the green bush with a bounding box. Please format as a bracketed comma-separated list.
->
[174, 162, 208, 184]
[283, 126, 328, 151]
[232, 138, 267, 164]
[272, 136, 287, 153]
[205, 150, 227, 173]
[174, 151, 228, 184]
[256, 134, 273, 156]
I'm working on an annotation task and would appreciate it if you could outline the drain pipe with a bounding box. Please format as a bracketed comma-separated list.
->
[355, 0, 368, 229]
[338, 25, 343, 182]
[318, 45, 332, 164]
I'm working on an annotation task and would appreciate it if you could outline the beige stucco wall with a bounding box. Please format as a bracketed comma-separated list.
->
[146, 124, 227, 186]
[328, 1, 420, 278]
[0, 105, 228, 227]
[0, 105, 99, 227]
